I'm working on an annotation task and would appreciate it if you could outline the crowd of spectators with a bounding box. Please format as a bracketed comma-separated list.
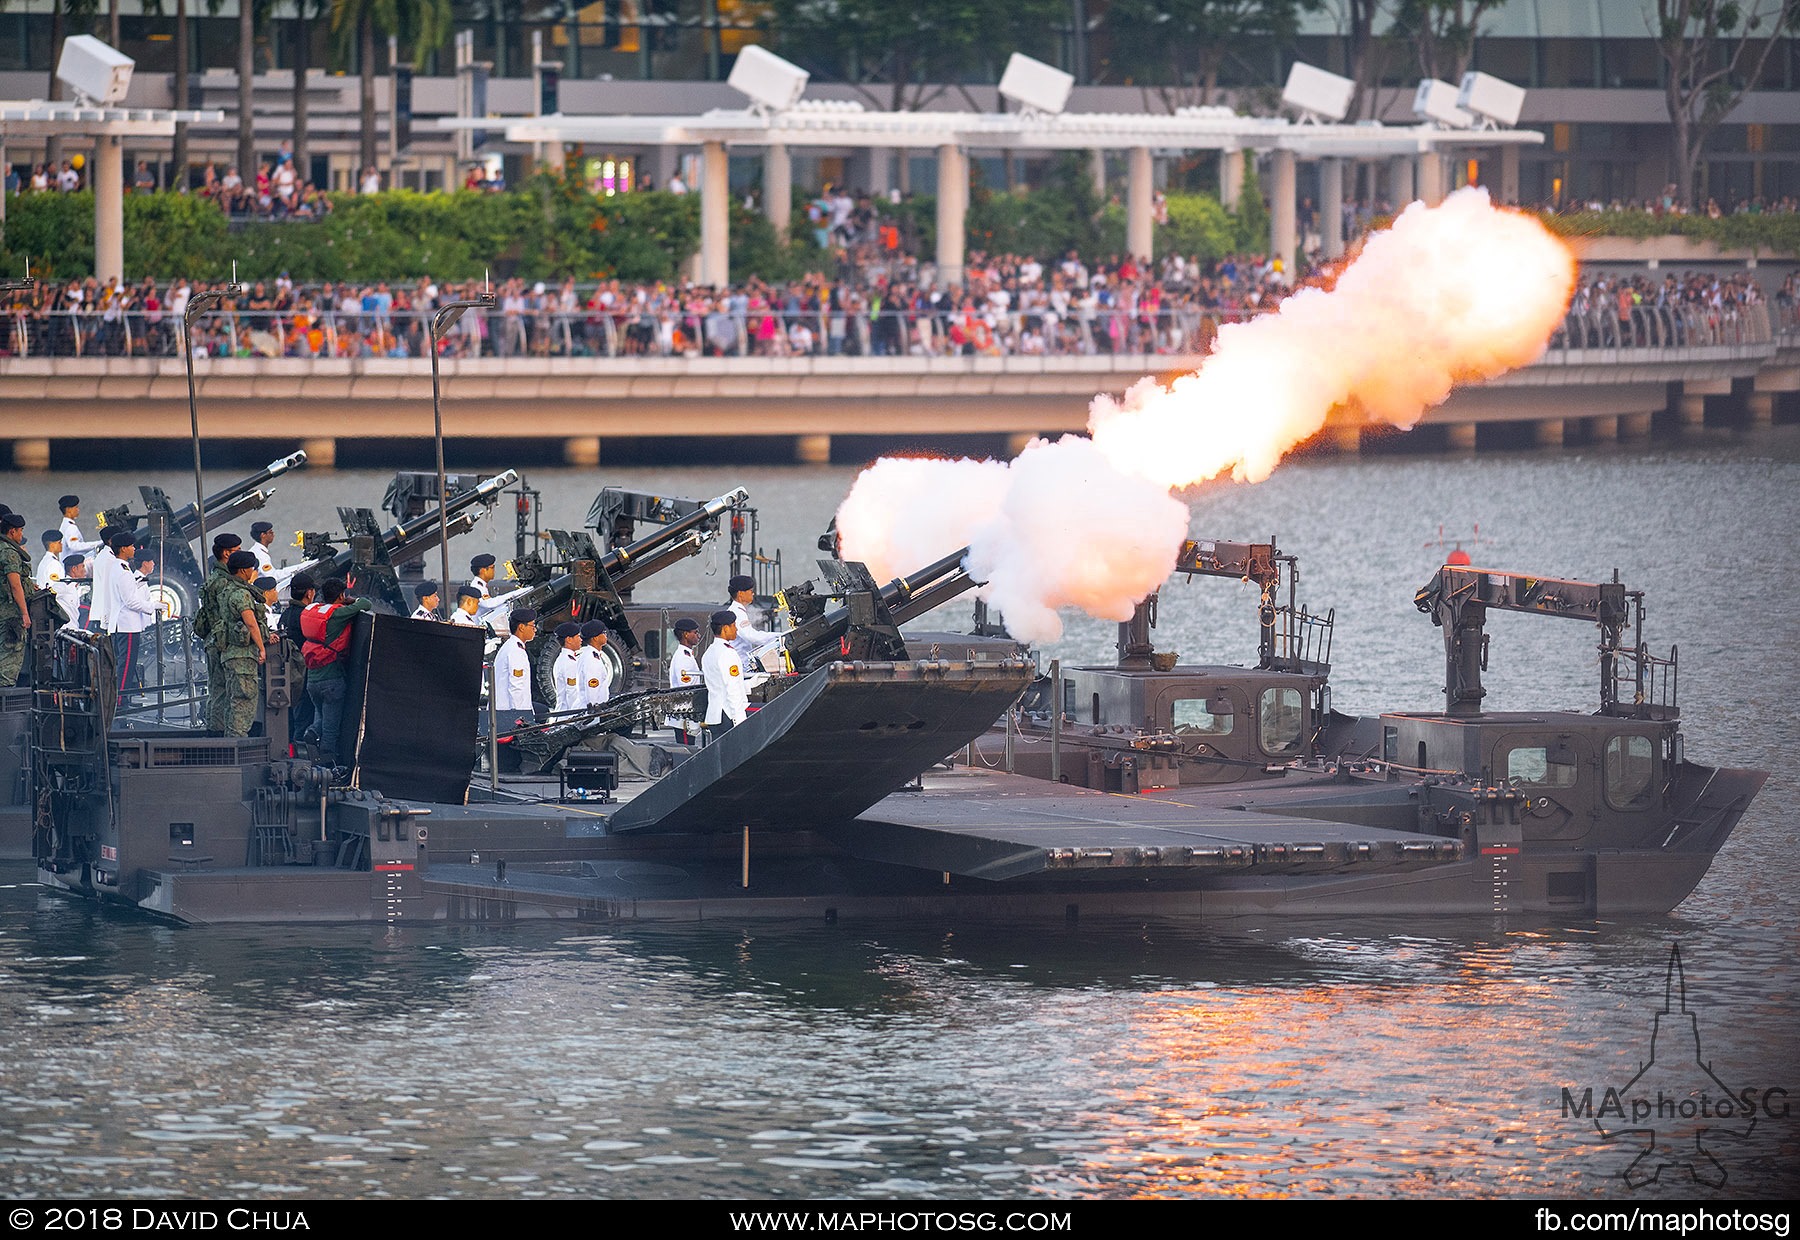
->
[1555, 268, 1790, 349]
[0, 246, 1314, 361]
[4, 256, 1792, 363]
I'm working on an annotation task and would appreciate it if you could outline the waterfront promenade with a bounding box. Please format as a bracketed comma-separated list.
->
[3, 302, 1794, 468]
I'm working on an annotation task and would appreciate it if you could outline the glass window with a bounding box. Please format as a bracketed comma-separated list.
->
[1258, 687, 1303, 755]
[1605, 735, 1656, 808]
[1506, 746, 1577, 788]
[1172, 698, 1233, 736]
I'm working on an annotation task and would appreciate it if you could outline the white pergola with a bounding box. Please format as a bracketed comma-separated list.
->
[0, 101, 225, 285]
[444, 89, 1541, 287]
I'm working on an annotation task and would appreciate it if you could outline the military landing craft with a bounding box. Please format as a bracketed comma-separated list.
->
[22, 495, 1764, 921]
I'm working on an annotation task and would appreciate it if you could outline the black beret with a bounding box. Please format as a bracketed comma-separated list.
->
[579, 620, 608, 640]
[250, 521, 273, 536]
[710, 609, 737, 631]
[227, 550, 259, 572]
[254, 576, 278, 591]
[289, 572, 316, 596]
[728, 574, 756, 594]
[555, 621, 581, 640]
[58, 495, 79, 509]
[42, 530, 60, 545]
[106, 528, 134, 549]
[508, 607, 538, 627]
[470, 553, 496, 570]
[212, 532, 242, 553]
[134, 550, 157, 568]
[61, 553, 85, 569]
[3, 513, 28, 531]
[0, 505, 10, 517]
[456, 585, 483, 600]
[414, 581, 439, 600]
[673, 618, 700, 636]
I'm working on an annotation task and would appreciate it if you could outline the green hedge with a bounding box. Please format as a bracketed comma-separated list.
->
[1540, 209, 1800, 255]
[10, 176, 1790, 283]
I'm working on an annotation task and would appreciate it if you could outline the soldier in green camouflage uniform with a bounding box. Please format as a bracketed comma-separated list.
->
[0, 514, 35, 686]
[192, 533, 242, 732]
[212, 550, 268, 737]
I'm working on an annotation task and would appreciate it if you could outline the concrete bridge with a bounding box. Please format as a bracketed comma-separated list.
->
[2, 305, 1793, 470]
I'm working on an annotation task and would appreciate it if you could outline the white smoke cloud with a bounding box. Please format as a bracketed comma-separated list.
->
[836, 188, 1577, 643]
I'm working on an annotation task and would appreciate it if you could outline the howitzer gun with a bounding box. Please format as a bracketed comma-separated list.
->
[272, 469, 520, 612]
[96, 450, 310, 615]
[589, 485, 779, 597]
[1414, 564, 1675, 719]
[777, 549, 979, 675]
[500, 686, 703, 775]
[488, 486, 749, 655]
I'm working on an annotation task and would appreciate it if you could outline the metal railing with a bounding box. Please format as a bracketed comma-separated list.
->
[5, 298, 1790, 364]
[0, 304, 1243, 362]
[1546, 301, 1774, 354]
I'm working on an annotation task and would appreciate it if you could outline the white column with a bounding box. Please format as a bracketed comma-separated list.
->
[935, 144, 966, 287]
[1416, 149, 1446, 206]
[700, 140, 729, 288]
[654, 144, 681, 192]
[1127, 145, 1153, 262]
[1319, 158, 1344, 259]
[1389, 154, 1414, 207]
[94, 135, 125, 286]
[1270, 149, 1296, 280]
[866, 147, 889, 194]
[1500, 144, 1521, 205]
[1090, 148, 1106, 198]
[1219, 148, 1242, 209]
[765, 142, 791, 241]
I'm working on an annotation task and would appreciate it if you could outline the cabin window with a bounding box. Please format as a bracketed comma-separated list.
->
[1505, 745, 1577, 788]
[1258, 687, 1304, 755]
[1171, 698, 1234, 736]
[643, 629, 662, 659]
[1605, 735, 1657, 809]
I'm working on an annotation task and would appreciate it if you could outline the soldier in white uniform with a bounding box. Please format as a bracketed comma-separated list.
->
[410, 581, 440, 621]
[491, 607, 538, 720]
[52, 554, 89, 633]
[701, 609, 750, 740]
[577, 620, 613, 707]
[450, 584, 486, 628]
[57, 495, 103, 557]
[726, 573, 781, 660]
[35, 531, 65, 588]
[667, 617, 702, 689]
[247, 521, 277, 573]
[468, 554, 497, 602]
[551, 621, 586, 713]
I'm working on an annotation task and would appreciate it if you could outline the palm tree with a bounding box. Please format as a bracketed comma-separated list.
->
[330, 0, 452, 186]
[237, 0, 258, 182]
[291, 0, 328, 183]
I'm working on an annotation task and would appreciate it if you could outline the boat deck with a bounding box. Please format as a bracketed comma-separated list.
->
[834, 767, 1464, 880]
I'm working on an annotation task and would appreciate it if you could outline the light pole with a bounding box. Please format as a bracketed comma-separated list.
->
[429, 291, 496, 615]
[179, 277, 242, 725]
[181, 278, 245, 565]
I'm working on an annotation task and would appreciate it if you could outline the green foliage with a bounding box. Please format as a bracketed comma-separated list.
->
[1159, 193, 1238, 260]
[1232, 157, 1270, 253]
[1540, 209, 1800, 255]
[12, 183, 1796, 285]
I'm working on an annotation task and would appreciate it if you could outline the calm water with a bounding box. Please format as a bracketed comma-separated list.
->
[0, 429, 1796, 1200]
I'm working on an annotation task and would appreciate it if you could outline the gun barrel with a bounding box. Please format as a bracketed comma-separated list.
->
[604, 486, 746, 577]
[169, 449, 310, 537]
[392, 468, 521, 545]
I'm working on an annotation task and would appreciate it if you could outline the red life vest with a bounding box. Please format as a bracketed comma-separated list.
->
[299, 601, 351, 668]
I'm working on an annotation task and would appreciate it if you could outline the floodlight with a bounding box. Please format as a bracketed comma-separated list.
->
[728, 44, 808, 114]
[1281, 62, 1354, 123]
[1412, 79, 1474, 128]
[1457, 71, 1525, 128]
[56, 35, 134, 106]
[998, 53, 1074, 117]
